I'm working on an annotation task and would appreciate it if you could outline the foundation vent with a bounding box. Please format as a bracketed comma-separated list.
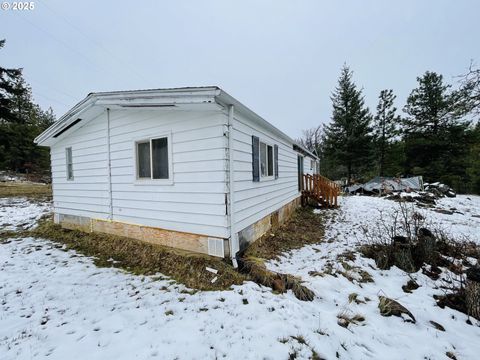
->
[207, 237, 224, 258]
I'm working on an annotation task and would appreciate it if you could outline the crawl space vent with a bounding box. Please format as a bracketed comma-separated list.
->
[207, 237, 224, 258]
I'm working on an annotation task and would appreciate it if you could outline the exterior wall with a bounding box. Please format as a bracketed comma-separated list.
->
[50, 114, 110, 220]
[231, 110, 301, 247]
[51, 107, 230, 244]
[49, 103, 310, 256]
[108, 108, 228, 239]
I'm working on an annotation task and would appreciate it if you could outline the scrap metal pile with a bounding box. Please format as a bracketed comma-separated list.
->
[346, 176, 457, 207]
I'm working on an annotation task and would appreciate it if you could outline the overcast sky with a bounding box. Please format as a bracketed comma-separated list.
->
[2, 0, 479, 138]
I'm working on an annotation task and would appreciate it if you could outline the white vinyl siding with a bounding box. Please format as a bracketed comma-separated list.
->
[50, 106, 229, 238]
[50, 113, 110, 220]
[48, 100, 313, 244]
[108, 108, 228, 238]
[232, 111, 299, 234]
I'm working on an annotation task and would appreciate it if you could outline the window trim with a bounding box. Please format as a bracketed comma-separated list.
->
[133, 132, 173, 185]
[258, 139, 275, 181]
[65, 147, 74, 181]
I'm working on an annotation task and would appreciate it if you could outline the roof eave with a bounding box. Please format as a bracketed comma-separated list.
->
[35, 87, 222, 146]
[215, 90, 295, 145]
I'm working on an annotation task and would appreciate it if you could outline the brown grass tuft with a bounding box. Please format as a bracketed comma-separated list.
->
[244, 208, 326, 260]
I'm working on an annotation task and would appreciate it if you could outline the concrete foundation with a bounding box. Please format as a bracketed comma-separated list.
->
[237, 196, 301, 251]
[56, 213, 222, 257]
[56, 196, 301, 258]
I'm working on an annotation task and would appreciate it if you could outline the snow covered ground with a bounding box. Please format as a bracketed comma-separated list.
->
[1, 195, 479, 359]
[0, 197, 51, 230]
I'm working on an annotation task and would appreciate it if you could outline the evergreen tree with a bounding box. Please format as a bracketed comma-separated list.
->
[323, 65, 372, 182]
[403, 71, 470, 186]
[468, 123, 480, 193]
[373, 89, 399, 176]
[0, 39, 24, 123]
[0, 39, 55, 174]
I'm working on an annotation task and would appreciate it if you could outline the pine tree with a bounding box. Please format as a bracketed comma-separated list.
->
[0, 39, 55, 173]
[0, 39, 24, 123]
[373, 89, 399, 176]
[323, 65, 372, 182]
[403, 71, 470, 186]
[466, 123, 480, 194]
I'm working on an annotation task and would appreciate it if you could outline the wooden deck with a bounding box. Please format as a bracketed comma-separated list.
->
[301, 174, 340, 208]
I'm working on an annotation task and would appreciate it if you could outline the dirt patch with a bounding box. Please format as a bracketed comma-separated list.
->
[0, 182, 52, 199]
[28, 218, 246, 291]
[244, 208, 326, 261]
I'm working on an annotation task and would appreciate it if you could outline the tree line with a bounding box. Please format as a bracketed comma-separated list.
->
[0, 39, 55, 176]
[300, 64, 480, 194]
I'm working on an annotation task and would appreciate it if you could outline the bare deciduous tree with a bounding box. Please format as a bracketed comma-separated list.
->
[297, 125, 323, 153]
[459, 62, 480, 116]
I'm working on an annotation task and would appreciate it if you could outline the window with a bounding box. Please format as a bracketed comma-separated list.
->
[136, 136, 170, 180]
[311, 160, 315, 171]
[65, 147, 73, 180]
[260, 141, 274, 178]
[252, 136, 278, 182]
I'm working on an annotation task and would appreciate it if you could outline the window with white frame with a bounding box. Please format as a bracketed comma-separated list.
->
[136, 136, 170, 180]
[65, 147, 73, 180]
[260, 141, 274, 178]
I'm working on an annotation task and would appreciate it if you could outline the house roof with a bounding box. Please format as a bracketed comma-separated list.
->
[34, 86, 319, 159]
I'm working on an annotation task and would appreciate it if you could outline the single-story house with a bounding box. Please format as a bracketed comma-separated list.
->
[35, 86, 320, 263]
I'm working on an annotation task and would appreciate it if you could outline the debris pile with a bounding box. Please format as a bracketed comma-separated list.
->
[346, 176, 423, 195]
[346, 176, 458, 208]
[424, 182, 456, 198]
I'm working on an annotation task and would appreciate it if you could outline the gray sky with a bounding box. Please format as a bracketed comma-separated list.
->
[2, 0, 479, 138]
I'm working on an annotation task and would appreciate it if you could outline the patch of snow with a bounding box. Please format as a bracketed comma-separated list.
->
[0, 197, 51, 230]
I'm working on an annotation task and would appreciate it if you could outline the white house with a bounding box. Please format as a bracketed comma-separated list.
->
[35, 87, 319, 263]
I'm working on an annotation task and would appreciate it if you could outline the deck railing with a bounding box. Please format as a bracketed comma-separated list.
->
[302, 174, 340, 208]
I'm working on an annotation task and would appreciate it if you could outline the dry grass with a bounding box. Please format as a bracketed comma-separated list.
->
[236, 207, 327, 301]
[29, 218, 246, 291]
[244, 208, 326, 260]
[0, 182, 51, 199]
[337, 312, 366, 328]
[238, 255, 315, 301]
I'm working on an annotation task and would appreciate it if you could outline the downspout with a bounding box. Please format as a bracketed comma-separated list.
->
[106, 108, 113, 220]
[227, 104, 239, 268]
